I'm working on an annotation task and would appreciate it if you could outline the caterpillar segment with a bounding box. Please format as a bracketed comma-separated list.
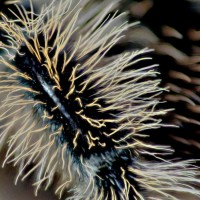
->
[0, 0, 200, 200]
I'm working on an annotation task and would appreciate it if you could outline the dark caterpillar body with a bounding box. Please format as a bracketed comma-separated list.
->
[0, 1, 145, 199]
[15, 32, 140, 199]
[0, 0, 200, 200]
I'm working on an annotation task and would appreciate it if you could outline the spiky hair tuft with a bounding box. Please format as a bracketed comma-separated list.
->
[0, 0, 200, 200]
[120, 0, 200, 161]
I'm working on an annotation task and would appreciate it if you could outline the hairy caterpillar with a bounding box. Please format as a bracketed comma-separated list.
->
[0, 0, 200, 200]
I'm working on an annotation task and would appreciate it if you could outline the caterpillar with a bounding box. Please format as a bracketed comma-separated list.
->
[0, 0, 200, 199]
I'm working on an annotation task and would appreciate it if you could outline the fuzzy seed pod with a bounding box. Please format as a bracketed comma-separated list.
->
[0, 0, 200, 200]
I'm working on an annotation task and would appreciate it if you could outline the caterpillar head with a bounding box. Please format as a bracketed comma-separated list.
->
[0, 0, 200, 200]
